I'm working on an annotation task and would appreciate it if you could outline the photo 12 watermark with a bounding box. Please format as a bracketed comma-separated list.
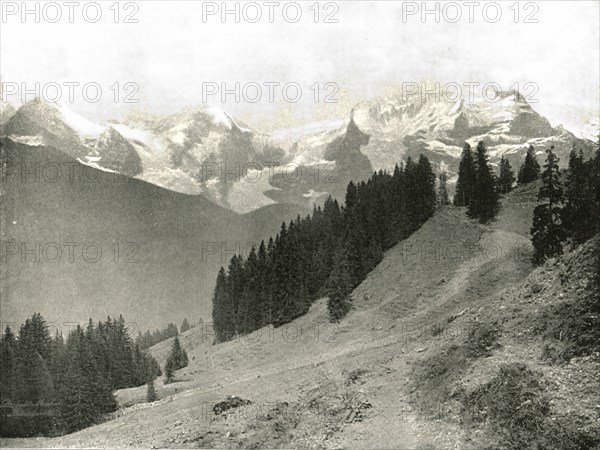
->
[200, 2, 340, 24]
[198, 161, 340, 186]
[1, 161, 142, 184]
[2, 81, 139, 104]
[399, 1, 540, 24]
[1, 1, 140, 24]
[0, 241, 140, 264]
[201, 81, 339, 104]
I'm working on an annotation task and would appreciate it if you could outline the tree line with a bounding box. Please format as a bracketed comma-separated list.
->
[0, 314, 161, 437]
[136, 317, 194, 350]
[137, 322, 179, 350]
[212, 154, 438, 341]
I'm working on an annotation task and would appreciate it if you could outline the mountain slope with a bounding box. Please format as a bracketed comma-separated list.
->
[0, 138, 307, 330]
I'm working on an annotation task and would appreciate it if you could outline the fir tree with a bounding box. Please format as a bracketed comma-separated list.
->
[180, 318, 190, 333]
[438, 170, 450, 205]
[454, 143, 476, 206]
[164, 359, 174, 384]
[212, 267, 229, 343]
[531, 146, 566, 263]
[469, 141, 499, 223]
[0, 326, 16, 403]
[146, 378, 158, 403]
[518, 145, 541, 184]
[563, 148, 598, 243]
[325, 246, 353, 322]
[496, 156, 515, 194]
[415, 155, 437, 222]
[14, 314, 53, 404]
[165, 336, 188, 378]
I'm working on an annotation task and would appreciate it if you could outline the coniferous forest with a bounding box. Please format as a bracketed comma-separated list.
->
[212, 154, 437, 342]
[0, 314, 161, 437]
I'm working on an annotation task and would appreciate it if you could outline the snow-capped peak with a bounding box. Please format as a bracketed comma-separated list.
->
[206, 107, 233, 129]
[55, 103, 107, 138]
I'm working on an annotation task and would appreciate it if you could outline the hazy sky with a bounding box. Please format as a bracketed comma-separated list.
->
[1, 1, 598, 136]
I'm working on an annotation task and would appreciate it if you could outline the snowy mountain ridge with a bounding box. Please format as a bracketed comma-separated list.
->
[1, 91, 595, 213]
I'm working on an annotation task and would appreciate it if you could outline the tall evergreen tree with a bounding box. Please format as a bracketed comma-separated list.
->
[438, 170, 450, 205]
[531, 146, 566, 263]
[563, 148, 598, 243]
[518, 145, 541, 184]
[454, 143, 477, 206]
[211, 267, 230, 343]
[497, 156, 515, 194]
[14, 314, 53, 404]
[146, 378, 158, 403]
[241, 245, 261, 333]
[164, 359, 174, 384]
[180, 318, 190, 333]
[0, 326, 16, 403]
[227, 254, 245, 335]
[469, 141, 500, 223]
[325, 245, 353, 322]
[165, 336, 188, 377]
[415, 155, 437, 223]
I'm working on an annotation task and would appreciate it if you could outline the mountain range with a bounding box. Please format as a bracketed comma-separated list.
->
[2, 91, 595, 214]
[0, 90, 596, 328]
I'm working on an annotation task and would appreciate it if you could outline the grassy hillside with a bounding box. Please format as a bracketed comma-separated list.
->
[2, 182, 597, 449]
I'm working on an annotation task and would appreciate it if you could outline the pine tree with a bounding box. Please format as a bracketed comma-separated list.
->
[469, 141, 500, 223]
[531, 146, 566, 263]
[164, 359, 174, 384]
[165, 336, 188, 380]
[14, 314, 53, 404]
[0, 326, 16, 403]
[454, 143, 477, 206]
[497, 156, 515, 194]
[438, 170, 450, 205]
[593, 142, 600, 231]
[563, 148, 598, 243]
[325, 245, 353, 322]
[227, 254, 245, 336]
[180, 318, 190, 333]
[241, 245, 261, 333]
[146, 379, 158, 403]
[212, 267, 229, 343]
[416, 155, 437, 222]
[518, 145, 541, 184]
[594, 140, 600, 207]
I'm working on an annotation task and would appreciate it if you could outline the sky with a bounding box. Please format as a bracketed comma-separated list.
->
[1, 1, 599, 136]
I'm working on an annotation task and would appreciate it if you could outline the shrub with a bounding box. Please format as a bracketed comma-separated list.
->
[462, 363, 599, 449]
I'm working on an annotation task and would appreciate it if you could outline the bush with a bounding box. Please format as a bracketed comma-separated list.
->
[465, 321, 500, 358]
[213, 396, 252, 415]
[462, 363, 599, 449]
